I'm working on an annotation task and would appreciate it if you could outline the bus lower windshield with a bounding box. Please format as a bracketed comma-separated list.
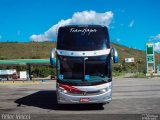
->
[57, 55, 111, 82]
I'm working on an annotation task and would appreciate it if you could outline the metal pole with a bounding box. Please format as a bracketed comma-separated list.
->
[27, 64, 30, 80]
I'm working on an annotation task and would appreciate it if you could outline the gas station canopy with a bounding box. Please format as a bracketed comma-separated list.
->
[0, 59, 50, 65]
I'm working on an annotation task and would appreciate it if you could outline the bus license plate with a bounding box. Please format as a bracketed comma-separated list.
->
[80, 98, 89, 102]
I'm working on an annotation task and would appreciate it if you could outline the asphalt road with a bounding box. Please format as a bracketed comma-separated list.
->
[0, 78, 160, 120]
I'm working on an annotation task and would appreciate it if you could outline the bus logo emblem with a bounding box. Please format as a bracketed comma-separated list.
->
[83, 92, 87, 96]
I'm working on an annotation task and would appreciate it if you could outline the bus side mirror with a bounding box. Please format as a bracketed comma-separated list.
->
[112, 48, 119, 63]
[50, 48, 56, 65]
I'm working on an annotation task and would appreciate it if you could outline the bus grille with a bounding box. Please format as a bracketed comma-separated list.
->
[67, 90, 102, 96]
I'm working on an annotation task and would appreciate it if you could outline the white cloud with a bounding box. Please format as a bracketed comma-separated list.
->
[150, 34, 160, 40]
[30, 10, 114, 42]
[129, 20, 134, 28]
[154, 42, 160, 52]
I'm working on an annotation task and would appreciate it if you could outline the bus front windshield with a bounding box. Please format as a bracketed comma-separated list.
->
[57, 55, 111, 83]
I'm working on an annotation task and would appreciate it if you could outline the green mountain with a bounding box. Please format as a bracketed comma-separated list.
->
[0, 42, 160, 74]
[0, 42, 56, 59]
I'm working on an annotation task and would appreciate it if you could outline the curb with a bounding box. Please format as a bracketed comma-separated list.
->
[0, 81, 41, 85]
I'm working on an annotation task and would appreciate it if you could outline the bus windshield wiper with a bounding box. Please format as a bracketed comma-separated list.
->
[83, 57, 88, 81]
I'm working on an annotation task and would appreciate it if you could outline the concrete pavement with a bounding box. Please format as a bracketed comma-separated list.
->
[0, 78, 160, 120]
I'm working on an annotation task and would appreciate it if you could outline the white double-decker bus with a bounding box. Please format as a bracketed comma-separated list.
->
[50, 25, 118, 105]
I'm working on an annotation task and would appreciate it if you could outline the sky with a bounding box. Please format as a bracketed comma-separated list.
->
[0, 0, 160, 51]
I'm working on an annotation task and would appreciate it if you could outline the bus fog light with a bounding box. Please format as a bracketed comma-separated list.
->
[101, 88, 108, 93]
[58, 87, 67, 93]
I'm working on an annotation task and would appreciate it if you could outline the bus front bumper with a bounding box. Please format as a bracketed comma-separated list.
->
[57, 90, 112, 104]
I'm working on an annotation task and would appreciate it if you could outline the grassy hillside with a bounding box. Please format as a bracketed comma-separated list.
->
[0, 42, 160, 75]
[0, 42, 148, 59]
[0, 42, 56, 59]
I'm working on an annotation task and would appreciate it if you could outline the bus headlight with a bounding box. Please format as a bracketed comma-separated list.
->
[58, 87, 67, 93]
[100, 87, 108, 93]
